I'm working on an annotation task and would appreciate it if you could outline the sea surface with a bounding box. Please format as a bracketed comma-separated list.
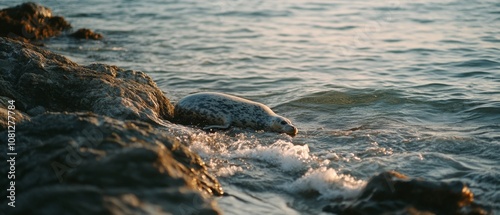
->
[2, 0, 499, 214]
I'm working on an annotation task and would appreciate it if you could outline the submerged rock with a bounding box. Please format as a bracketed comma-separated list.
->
[323, 171, 491, 215]
[0, 37, 222, 214]
[0, 2, 71, 40]
[70, 28, 103, 40]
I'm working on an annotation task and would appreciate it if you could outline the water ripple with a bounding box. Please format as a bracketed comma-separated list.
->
[453, 71, 492, 78]
[453, 59, 500, 68]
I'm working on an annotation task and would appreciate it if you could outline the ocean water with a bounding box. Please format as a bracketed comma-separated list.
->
[2, 0, 499, 214]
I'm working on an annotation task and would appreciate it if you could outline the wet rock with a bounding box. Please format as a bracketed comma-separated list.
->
[70, 28, 103, 40]
[0, 37, 174, 126]
[0, 112, 222, 214]
[0, 2, 71, 40]
[0, 96, 30, 128]
[323, 171, 491, 215]
[0, 37, 222, 214]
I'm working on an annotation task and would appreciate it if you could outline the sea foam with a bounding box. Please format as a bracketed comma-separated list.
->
[284, 167, 366, 200]
[187, 131, 365, 200]
[231, 140, 312, 172]
[188, 132, 312, 173]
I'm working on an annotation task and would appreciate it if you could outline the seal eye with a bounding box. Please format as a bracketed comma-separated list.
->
[280, 121, 287, 125]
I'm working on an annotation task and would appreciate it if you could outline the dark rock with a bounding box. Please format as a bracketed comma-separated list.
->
[0, 112, 222, 214]
[0, 2, 71, 41]
[323, 171, 491, 215]
[70, 28, 103, 40]
[0, 37, 174, 126]
[0, 96, 30, 128]
[0, 37, 222, 214]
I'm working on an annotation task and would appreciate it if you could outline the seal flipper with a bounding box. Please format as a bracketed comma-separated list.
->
[203, 124, 230, 130]
[203, 116, 231, 130]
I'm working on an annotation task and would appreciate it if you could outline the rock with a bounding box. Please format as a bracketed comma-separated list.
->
[323, 171, 491, 215]
[0, 37, 222, 214]
[0, 112, 222, 214]
[70, 28, 103, 40]
[0, 96, 30, 128]
[0, 2, 71, 40]
[0, 37, 174, 126]
[0, 2, 104, 43]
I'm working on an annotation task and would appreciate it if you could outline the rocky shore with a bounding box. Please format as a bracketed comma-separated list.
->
[0, 2, 492, 215]
[0, 36, 222, 214]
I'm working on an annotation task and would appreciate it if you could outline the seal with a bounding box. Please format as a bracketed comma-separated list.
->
[174, 92, 298, 136]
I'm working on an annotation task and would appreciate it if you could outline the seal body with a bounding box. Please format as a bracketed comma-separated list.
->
[174, 92, 298, 136]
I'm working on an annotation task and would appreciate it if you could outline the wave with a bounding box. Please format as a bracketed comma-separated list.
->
[387, 48, 441, 54]
[452, 59, 500, 68]
[289, 89, 406, 106]
[452, 71, 492, 78]
[215, 10, 293, 18]
[283, 167, 365, 200]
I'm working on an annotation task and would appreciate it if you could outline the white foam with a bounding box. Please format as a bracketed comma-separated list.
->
[284, 167, 366, 200]
[187, 133, 216, 157]
[186, 132, 366, 200]
[231, 140, 312, 172]
[215, 165, 244, 177]
[187, 131, 313, 173]
[183, 132, 233, 157]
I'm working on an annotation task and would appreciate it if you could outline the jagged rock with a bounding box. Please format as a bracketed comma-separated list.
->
[323, 171, 491, 215]
[0, 37, 222, 214]
[0, 2, 71, 40]
[0, 112, 222, 214]
[0, 37, 174, 126]
[0, 96, 30, 128]
[0, 2, 104, 43]
[70, 28, 103, 40]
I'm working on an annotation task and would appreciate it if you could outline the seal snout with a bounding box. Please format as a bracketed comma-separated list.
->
[273, 116, 298, 136]
[285, 125, 298, 136]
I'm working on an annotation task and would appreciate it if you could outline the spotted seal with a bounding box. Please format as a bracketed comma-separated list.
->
[174, 92, 298, 136]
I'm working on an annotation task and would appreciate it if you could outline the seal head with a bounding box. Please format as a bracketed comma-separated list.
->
[269, 116, 298, 136]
